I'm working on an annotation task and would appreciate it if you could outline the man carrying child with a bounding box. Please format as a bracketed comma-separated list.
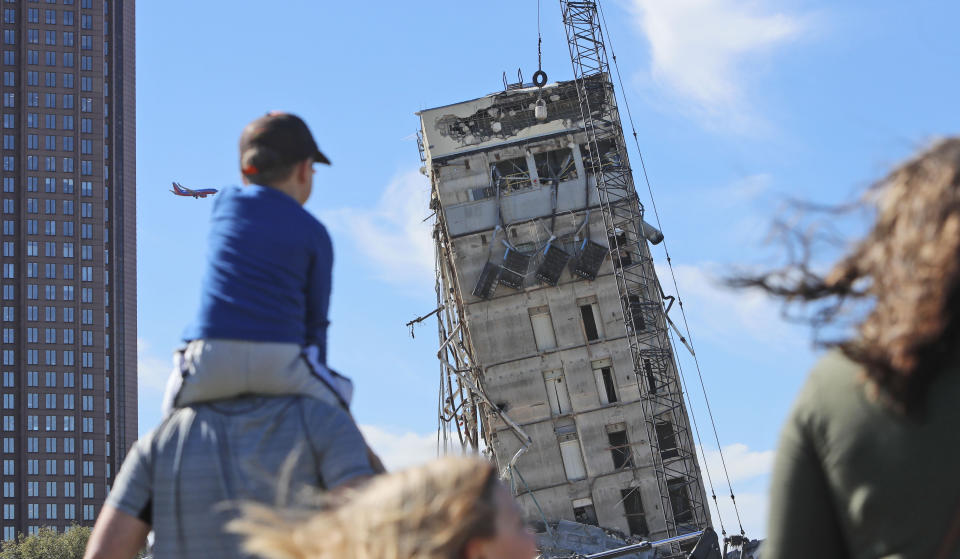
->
[85, 113, 381, 559]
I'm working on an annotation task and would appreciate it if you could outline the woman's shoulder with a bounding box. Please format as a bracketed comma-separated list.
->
[787, 349, 872, 438]
[797, 349, 863, 405]
[791, 348, 960, 451]
[799, 348, 960, 416]
[807, 349, 862, 390]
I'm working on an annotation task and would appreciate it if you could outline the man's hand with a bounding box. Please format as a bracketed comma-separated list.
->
[84, 505, 150, 559]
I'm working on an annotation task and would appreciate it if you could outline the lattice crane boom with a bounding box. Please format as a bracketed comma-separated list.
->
[560, 0, 710, 544]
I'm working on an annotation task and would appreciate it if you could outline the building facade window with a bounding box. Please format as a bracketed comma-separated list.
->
[656, 421, 680, 460]
[558, 431, 586, 481]
[578, 297, 603, 341]
[606, 424, 634, 470]
[572, 498, 598, 526]
[592, 359, 618, 405]
[543, 369, 571, 416]
[667, 478, 694, 525]
[529, 306, 557, 351]
[621, 488, 649, 537]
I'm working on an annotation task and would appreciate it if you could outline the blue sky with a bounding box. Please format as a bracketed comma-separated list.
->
[134, 0, 960, 538]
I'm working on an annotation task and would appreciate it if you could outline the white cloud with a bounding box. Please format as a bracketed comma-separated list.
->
[359, 425, 484, 472]
[359, 425, 440, 471]
[699, 443, 774, 484]
[710, 488, 769, 540]
[722, 173, 772, 203]
[630, 0, 808, 129]
[321, 170, 434, 290]
[684, 173, 772, 211]
[697, 443, 773, 539]
[137, 337, 171, 395]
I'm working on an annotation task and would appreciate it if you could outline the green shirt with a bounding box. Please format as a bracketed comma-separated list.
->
[765, 350, 960, 558]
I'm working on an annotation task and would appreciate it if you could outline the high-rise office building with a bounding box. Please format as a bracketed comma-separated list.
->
[0, 0, 136, 538]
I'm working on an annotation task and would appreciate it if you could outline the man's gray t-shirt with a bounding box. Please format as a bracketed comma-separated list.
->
[106, 396, 373, 558]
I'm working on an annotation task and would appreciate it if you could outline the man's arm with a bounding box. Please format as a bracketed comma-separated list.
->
[310, 404, 380, 487]
[91, 436, 154, 558]
[83, 505, 150, 559]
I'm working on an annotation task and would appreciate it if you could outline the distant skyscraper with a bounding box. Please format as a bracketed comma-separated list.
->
[0, 0, 136, 538]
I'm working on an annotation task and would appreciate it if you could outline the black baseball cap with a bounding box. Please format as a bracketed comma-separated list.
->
[239, 111, 330, 177]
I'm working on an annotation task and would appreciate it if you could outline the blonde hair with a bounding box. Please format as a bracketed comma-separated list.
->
[229, 457, 500, 559]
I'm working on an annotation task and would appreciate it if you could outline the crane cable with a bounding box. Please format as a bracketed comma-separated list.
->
[596, 1, 746, 538]
[533, 0, 548, 90]
[537, 0, 543, 73]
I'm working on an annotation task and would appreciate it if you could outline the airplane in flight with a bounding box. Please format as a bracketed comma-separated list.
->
[170, 182, 218, 199]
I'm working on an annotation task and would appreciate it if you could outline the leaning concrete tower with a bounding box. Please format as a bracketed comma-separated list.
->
[417, 64, 709, 544]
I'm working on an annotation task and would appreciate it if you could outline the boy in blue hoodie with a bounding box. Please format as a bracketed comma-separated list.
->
[162, 112, 357, 420]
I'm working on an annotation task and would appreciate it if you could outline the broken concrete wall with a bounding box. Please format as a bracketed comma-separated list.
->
[418, 76, 610, 160]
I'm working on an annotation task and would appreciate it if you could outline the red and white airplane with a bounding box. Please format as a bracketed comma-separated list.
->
[170, 182, 218, 199]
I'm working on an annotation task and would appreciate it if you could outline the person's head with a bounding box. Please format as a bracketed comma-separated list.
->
[238, 112, 331, 205]
[733, 138, 960, 413]
[230, 456, 537, 559]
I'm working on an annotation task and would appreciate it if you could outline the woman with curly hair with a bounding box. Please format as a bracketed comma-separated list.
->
[750, 139, 960, 558]
[229, 456, 537, 559]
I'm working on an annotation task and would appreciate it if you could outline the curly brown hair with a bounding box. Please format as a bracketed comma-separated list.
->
[732, 138, 960, 413]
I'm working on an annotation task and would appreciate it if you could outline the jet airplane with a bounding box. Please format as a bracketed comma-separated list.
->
[170, 182, 218, 199]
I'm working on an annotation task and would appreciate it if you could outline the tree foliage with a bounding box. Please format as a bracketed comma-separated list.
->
[0, 525, 91, 559]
